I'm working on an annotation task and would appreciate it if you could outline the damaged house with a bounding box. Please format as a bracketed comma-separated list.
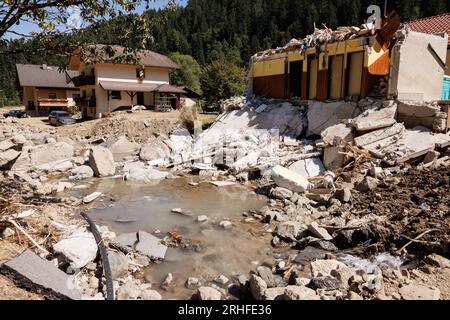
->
[68, 45, 186, 119]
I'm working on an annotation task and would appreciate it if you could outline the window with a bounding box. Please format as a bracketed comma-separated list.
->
[48, 92, 57, 99]
[111, 91, 121, 100]
[72, 94, 81, 99]
[82, 90, 86, 98]
[136, 67, 145, 80]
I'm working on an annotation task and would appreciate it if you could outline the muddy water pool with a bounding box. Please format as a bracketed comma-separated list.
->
[79, 177, 272, 299]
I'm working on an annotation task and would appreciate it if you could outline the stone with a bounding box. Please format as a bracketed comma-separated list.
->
[354, 123, 405, 147]
[89, 146, 116, 177]
[310, 276, 342, 290]
[197, 286, 222, 300]
[186, 277, 200, 289]
[29, 142, 74, 167]
[56, 182, 74, 193]
[270, 187, 293, 200]
[83, 192, 102, 204]
[321, 124, 354, 146]
[107, 251, 129, 280]
[161, 273, 174, 289]
[356, 176, 379, 192]
[135, 230, 167, 260]
[123, 165, 169, 182]
[140, 137, 171, 161]
[276, 221, 307, 241]
[110, 232, 138, 254]
[214, 275, 229, 285]
[0, 138, 15, 152]
[308, 222, 333, 241]
[284, 286, 320, 300]
[257, 266, 276, 288]
[323, 146, 348, 171]
[53, 228, 98, 269]
[264, 287, 285, 300]
[106, 136, 140, 161]
[397, 102, 438, 129]
[422, 151, 440, 164]
[116, 282, 162, 300]
[311, 260, 355, 287]
[70, 166, 94, 180]
[219, 221, 232, 229]
[271, 165, 310, 193]
[370, 166, 383, 178]
[210, 181, 236, 187]
[295, 277, 311, 286]
[288, 158, 326, 178]
[0, 149, 20, 167]
[424, 254, 450, 269]
[334, 188, 352, 203]
[399, 283, 440, 300]
[0, 250, 81, 300]
[249, 274, 267, 300]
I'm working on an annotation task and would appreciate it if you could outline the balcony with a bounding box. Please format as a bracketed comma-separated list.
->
[72, 75, 95, 87]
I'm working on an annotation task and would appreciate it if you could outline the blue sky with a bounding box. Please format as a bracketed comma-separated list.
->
[6, 0, 187, 39]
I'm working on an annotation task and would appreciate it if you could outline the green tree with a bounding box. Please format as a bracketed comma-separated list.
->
[169, 52, 202, 93]
[201, 59, 246, 108]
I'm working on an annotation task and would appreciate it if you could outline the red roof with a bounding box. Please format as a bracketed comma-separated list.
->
[405, 13, 450, 45]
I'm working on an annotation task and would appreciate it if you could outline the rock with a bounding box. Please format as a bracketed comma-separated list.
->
[271, 165, 310, 193]
[56, 182, 74, 193]
[257, 266, 276, 288]
[106, 136, 140, 161]
[214, 275, 229, 285]
[276, 221, 307, 241]
[348, 292, 364, 300]
[219, 221, 232, 229]
[321, 124, 354, 146]
[108, 251, 129, 280]
[270, 187, 293, 200]
[264, 287, 285, 300]
[310, 276, 342, 290]
[161, 273, 174, 289]
[70, 166, 94, 180]
[356, 176, 379, 192]
[186, 277, 200, 289]
[89, 146, 116, 177]
[53, 228, 98, 269]
[288, 158, 326, 178]
[197, 215, 209, 223]
[424, 254, 450, 269]
[0, 138, 15, 152]
[210, 181, 236, 187]
[123, 164, 169, 182]
[334, 188, 352, 203]
[249, 274, 267, 300]
[197, 286, 222, 300]
[83, 192, 102, 204]
[135, 230, 167, 260]
[29, 142, 74, 167]
[308, 222, 333, 241]
[110, 232, 138, 254]
[323, 146, 348, 171]
[1, 250, 81, 300]
[116, 282, 162, 300]
[310, 260, 355, 287]
[399, 283, 440, 300]
[0, 149, 20, 167]
[295, 277, 311, 286]
[140, 137, 171, 161]
[284, 286, 320, 300]
[422, 151, 440, 164]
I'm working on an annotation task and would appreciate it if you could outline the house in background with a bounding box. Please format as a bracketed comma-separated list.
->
[405, 13, 450, 77]
[16, 64, 80, 115]
[68, 45, 186, 119]
[178, 86, 201, 108]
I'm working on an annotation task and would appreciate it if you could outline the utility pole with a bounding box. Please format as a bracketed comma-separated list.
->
[384, 0, 388, 17]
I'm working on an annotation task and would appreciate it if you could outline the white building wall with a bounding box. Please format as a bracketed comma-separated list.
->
[389, 31, 448, 101]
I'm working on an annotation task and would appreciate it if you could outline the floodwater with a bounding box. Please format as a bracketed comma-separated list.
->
[80, 176, 271, 299]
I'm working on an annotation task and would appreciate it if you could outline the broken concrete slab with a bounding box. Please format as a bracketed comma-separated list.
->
[307, 101, 359, 136]
[135, 230, 167, 260]
[397, 102, 439, 129]
[271, 165, 310, 193]
[83, 192, 102, 204]
[0, 149, 20, 167]
[354, 123, 405, 148]
[276, 221, 308, 241]
[139, 137, 171, 161]
[270, 187, 293, 200]
[123, 165, 169, 183]
[352, 102, 398, 132]
[89, 146, 116, 177]
[107, 251, 129, 280]
[70, 165, 94, 180]
[0, 250, 81, 300]
[323, 146, 348, 171]
[0, 138, 16, 152]
[29, 142, 74, 167]
[53, 228, 98, 269]
[288, 158, 325, 178]
[307, 222, 333, 241]
[321, 124, 354, 146]
[110, 232, 138, 254]
[105, 136, 140, 161]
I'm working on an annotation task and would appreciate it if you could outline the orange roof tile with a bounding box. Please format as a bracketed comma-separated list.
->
[405, 13, 450, 45]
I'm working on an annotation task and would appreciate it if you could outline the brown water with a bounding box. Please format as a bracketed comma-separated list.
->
[81, 176, 272, 299]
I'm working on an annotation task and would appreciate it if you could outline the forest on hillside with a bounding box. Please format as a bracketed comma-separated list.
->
[1, 0, 449, 104]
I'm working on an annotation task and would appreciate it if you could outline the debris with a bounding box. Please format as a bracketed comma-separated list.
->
[257, 266, 277, 288]
[139, 137, 171, 161]
[160, 231, 201, 250]
[399, 283, 441, 300]
[197, 286, 222, 300]
[288, 158, 326, 178]
[116, 281, 162, 300]
[354, 123, 405, 148]
[356, 177, 379, 192]
[219, 220, 233, 230]
[249, 274, 267, 300]
[110, 232, 138, 254]
[284, 286, 320, 300]
[276, 221, 308, 241]
[186, 277, 200, 289]
[424, 254, 450, 269]
[107, 251, 129, 280]
[270, 187, 293, 200]
[89, 146, 116, 177]
[7, 219, 50, 255]
[0, 250, 81, 300]
[214, 275, 229, 285]
[197, 215, 209, 223]
[308, 222, 333, 241]
[136, 230, 167, 260]
[321, 124, 354, 146]
[70, 165, 95, 180]
[83, 192, 102, 204]
[334, 188, 352, 203]
[271, 165, 310, 193]
[53, 227, 98, 269]
[210, 181, 236, 187]
[307, 101, 359, 136]
[123, 163, 169, 182]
